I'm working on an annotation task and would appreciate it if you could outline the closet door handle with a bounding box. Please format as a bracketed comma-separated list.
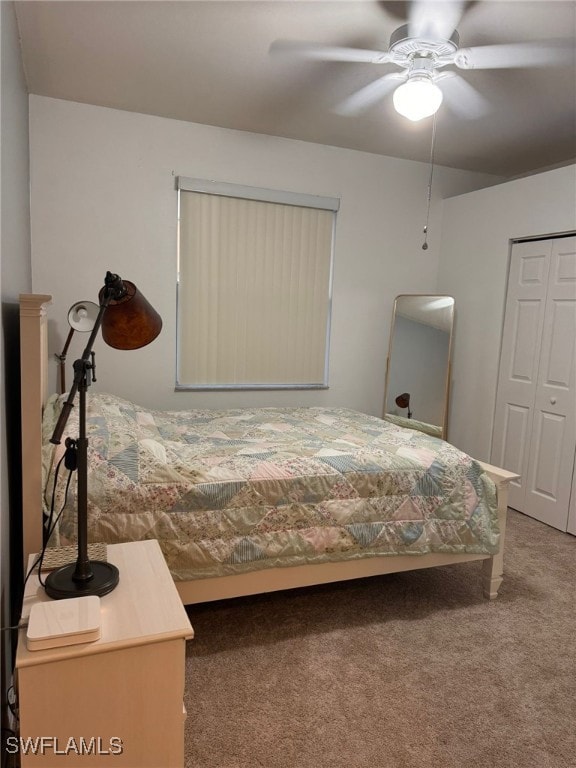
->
[550, 397, 557, 404]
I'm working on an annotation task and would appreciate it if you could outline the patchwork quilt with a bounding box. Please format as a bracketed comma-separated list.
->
[42, 392, 499, 581]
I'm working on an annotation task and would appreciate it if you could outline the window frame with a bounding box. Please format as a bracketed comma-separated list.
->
[176, 176, 339, 391]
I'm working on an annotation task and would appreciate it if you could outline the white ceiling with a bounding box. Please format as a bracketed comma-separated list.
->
[14, 0, 576, 177]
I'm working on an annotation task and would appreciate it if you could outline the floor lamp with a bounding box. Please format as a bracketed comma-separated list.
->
[395, 392, 412, 419]
[45, 271, 162, 600]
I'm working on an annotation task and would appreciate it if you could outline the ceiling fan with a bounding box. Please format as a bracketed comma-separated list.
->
[270, 0, 572, 122]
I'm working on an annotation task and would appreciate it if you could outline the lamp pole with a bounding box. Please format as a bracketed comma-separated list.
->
[45, 275, 125, 599]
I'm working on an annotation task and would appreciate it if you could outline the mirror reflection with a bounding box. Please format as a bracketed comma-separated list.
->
[383, 295, 455, 440]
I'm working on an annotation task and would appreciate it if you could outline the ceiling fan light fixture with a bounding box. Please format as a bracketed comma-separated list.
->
[393, 76, 443, 121]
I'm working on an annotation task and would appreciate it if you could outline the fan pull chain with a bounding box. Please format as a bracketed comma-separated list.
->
[422, 113, 437, 251]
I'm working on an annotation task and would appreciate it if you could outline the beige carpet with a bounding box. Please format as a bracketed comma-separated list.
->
[183, 510, 576, 768]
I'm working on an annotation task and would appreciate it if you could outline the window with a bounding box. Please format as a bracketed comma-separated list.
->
[177, 177, 338, 390]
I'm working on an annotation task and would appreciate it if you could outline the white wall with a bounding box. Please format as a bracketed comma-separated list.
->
[438, 165, 576, 461]
[1, 0, 32, 724]
[29, 96, 499, 417]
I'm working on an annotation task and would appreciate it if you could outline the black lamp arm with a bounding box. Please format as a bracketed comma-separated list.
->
[49, 272, 126, 445]
[55, 327, 75, 395]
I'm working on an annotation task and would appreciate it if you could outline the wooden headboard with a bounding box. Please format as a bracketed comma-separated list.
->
[20, 293, 52, 564]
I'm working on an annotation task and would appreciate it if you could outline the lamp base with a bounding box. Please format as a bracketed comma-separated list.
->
[44, 561, 119, 600]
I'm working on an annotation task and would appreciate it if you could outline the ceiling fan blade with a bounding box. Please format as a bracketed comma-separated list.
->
[335, 73, 404, 116]
[438, 73, 490, 119]
[454, 41, 574, 69]
[269, 39, 390, 64]
[408, 0, 465, 40]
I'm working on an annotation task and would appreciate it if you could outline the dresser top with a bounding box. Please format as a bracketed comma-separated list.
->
[17, 540, 194, 668]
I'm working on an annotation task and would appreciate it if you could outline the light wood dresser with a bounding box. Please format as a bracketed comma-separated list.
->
[16, 540, 194, 767]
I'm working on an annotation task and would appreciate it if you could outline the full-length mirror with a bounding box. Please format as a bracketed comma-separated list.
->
[383, 295, 455, 440]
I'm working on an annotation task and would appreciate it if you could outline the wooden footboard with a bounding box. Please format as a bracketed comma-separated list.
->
[20, 293, 519, 606]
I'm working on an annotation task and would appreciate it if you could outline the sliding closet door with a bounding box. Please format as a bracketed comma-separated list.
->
[491, 236, 576, 531]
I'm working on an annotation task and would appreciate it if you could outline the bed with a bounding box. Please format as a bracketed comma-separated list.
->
[20, 294, 519, 605]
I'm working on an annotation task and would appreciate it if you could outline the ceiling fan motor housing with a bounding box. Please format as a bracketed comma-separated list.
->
[389, 24, 460, 70]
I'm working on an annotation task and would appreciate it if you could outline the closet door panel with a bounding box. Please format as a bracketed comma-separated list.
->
[491, 240, 551, 511]
[529, 411, 565, 498]
[500, 404, 530, 480]
[524, 237, 576, 530]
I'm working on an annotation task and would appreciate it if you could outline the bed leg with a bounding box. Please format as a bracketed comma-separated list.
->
[482, 555, 503, 600]
[477, 462, 517, 600]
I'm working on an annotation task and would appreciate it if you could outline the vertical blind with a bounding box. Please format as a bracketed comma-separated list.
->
[177, 180, 338, 389]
